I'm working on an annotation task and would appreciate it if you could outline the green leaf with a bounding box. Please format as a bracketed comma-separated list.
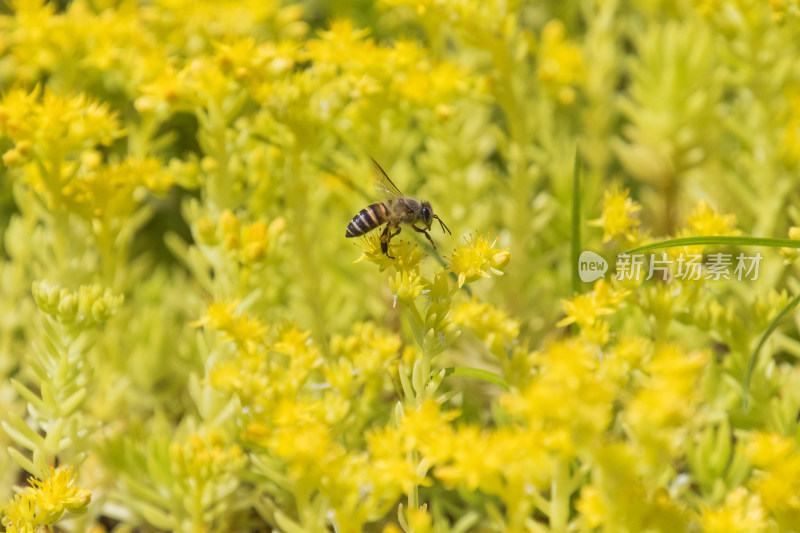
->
[625, 236, 800, 254]
[136, 500, 175, 530]
[274, 509, 308, 533]
[742, 292, 800, 410]
[40, 382, 59, 412]
[398, 362, 415, 402]
[451, 511, 481, 533]
[444, 366, 510, 391]
[2, 414, 45, 451]
[250, 453, 292, 492]
[7, 447, 37, 475]
[60, 387, 88, 416]
[11, 379, 45, 412]
[119, 472, 169, 506]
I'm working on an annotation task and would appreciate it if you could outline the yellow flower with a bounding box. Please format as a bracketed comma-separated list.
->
[584, 443, 693, 530]
[746, 432, 800, 530]
[366, 427, 424, 495]
[449, 233, 510, 288]
[538, 20, 584, 105]
[0, 86, 44, 142]
[353, 230, 425, 272]
[576, 485, 606, 528]
[686, 201, 740, 237]
[0, 492, 37, 533]
[433, 425, 495, 491]
[663, 202, 739, 266]
[784, 85, 800, 163]
[405, 507, 434, 533]
[62, 157, 172, 220]
[400, 399, 458, 462]
[699, 487, 767, 533]
[500, 340, 617, 453]
[693, 0, 724, 17]
[192, 301, 268, 350]
[780, 225, 800, 261]
[592, 278, 632, 307]
[578, 319, 611, 345]
[390, 269, 425, 305]
[589, 188, 642, 243]
[170, 432, 245, 482]
[330, 322, 402, 374]
[313, 18, 372, 57]
[135, 67, 187, 114]
[557, 279, 629, 328]
[451, 299, 519, 355]
[5, 467, 92, 527]
[0, 87, 122, 149]
[747, 433, 800, 527]
[624, 345, 707, 461]
[747, 432, 796, 469]
[267, 412, 340, 481]
[609, 334, 652, 367]
[242, 221, 268, 264]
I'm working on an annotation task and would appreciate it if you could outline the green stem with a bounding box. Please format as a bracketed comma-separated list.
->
[571, 147, 582, 296]
[408, 449, 420, 511]
[190, 482, 204, 533]
[402, 299, 430, 513]
[550, 456, 570, 533]
[288, 149, 329, 354]
[206, 102, 233, 211]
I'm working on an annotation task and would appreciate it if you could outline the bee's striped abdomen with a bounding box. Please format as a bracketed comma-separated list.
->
[346, 202, 389, 237]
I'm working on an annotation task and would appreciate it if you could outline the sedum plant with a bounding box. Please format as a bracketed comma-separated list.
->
[1, 0, 800, 532]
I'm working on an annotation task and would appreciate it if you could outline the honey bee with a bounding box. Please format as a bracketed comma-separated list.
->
[345, 158, 451, 258]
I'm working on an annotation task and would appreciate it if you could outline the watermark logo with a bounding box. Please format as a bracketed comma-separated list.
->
[577, 251, 763, 282]
[615, 252, 762, 281]
[578, 250, 608, 282]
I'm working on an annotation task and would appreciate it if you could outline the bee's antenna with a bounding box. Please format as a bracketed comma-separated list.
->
[434, 215, 451, 235]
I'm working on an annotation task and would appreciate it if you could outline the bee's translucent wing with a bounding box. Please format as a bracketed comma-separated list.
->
[371, 157, 404, 199]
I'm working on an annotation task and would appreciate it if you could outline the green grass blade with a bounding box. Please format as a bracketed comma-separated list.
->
[625, 236, 800, 254]
[742, 292, 800, 410]
[444, 366, 510, 391]
[571, 148, 582, 296]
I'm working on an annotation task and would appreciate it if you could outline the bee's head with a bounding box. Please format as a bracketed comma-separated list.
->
[422, 201, 451, 236]
[421, 201, 434, 229]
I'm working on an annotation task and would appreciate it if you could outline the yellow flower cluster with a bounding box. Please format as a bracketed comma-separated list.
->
[450, 233, 510, 288]
[0, 87, 121, 154]
[557, 279, 631, 344]
[747, 432, 800, 529]
[589, 188, 643, 244]
[686, 200, 740, 237]
[192, 300, 269, 352]
[502, 339, 616, 450]
[195, 210, 286, 266]
[452, 299, 519, 356]
[0, 467, 90, 533]
[538, 20, 584, 105]
[700, 487, 767, 533]
[170, 432, 245, 486]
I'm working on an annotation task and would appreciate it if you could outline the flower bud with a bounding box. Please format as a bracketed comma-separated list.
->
[196, 217, 218, 245]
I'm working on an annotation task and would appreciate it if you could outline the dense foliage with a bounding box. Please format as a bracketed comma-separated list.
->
[2, 0, 800, 531]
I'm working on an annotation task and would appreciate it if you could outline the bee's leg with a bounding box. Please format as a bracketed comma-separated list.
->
[381, 224, 401, 259]
[411, 224, 435, 249]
